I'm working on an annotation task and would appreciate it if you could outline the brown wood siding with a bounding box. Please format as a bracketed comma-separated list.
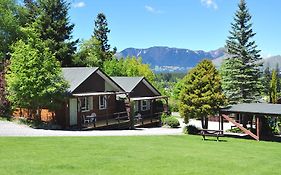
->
[13, 101, 69, 128]
[13, 108, 55, 122]
[77, 94, 117, 124]
[73, 72, 105, 93]
[130, 81, 156, 97]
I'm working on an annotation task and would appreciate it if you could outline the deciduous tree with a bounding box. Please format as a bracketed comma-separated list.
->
[6, 28, 68, 119]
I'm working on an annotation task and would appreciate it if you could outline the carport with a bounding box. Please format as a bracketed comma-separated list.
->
[220, 103, 281, 141]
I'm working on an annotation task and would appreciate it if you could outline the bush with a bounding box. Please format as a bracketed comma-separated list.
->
[185, 125, 200, 135]
[226, 127, 243, 133]
[161, 113, 169, 121]
[169, 99, 179, 112]
[163, 116, 180, 128]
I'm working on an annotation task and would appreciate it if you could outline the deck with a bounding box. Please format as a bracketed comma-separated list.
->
[81, 112, 162, 130]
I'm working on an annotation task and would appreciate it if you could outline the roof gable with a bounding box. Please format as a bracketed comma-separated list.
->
[62, 67, 124, 93]
[62, 67, 99, 92]
[111, 76, 161, 96]
[111, 77, 143, 92]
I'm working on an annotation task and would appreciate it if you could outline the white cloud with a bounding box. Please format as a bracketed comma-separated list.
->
[201, 0, 218, 10]
[73, 1, 86, 8]
[145, 5, 163, 14]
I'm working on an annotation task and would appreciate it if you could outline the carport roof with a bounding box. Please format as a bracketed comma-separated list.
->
[220, 103, 281, 116]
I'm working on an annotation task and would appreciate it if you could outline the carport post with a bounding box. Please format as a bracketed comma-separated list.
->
[256, 116, 260, 140]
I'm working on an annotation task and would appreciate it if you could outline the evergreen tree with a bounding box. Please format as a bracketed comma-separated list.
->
[93, 13, 116, 62]
[221, 0, 262, 103]
[74, 13, 116, 67]
[21, 0, 39, 26]
[0, 0, 22, 64]
[261, 66, 271, 98]
[275, 64, 281, 93]
[179, 60, 225, 129]
[270, 70, 277, 103]
[220, 57, 243, 104]
[33, 0, 78, 66]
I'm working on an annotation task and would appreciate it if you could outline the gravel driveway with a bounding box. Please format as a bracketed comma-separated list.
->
[0, 115, 235, 137]
[0, 119, 186, 136]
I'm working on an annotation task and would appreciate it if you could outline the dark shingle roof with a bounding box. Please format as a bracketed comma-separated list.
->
[111, 77, 143, 92]
[62, 67, 99, 92]
[220, 103, 281, 116]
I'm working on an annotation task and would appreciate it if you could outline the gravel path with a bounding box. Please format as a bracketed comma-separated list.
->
[0, 113, 234, 136]
[0, 120, 185, 137]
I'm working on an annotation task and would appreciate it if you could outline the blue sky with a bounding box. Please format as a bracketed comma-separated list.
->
[69, 0, 281, 57]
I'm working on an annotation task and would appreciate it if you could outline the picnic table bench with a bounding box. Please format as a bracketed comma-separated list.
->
[200, 129, 224, 141]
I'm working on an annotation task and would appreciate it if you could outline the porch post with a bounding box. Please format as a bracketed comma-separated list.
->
[129, 100, 135, 129]
[106, 95, 108, 126]
[150, 99, 153, 123]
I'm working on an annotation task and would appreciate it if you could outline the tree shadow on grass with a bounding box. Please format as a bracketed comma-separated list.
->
[201, 138, 228, 142]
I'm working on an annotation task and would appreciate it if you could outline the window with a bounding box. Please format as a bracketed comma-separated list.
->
[80, 97, 89, 112]
[99, 95, 107, 110]
[141, 100, 150, 111]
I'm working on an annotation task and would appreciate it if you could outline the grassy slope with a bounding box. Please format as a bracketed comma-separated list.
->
[0, 135, 280, 175]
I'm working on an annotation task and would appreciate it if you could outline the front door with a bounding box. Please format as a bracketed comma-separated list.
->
[69, 98, 78, 126]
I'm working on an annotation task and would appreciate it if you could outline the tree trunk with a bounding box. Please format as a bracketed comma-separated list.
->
[201, 116, 208, 129]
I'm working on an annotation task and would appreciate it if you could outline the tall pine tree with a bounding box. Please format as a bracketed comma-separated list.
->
[221, 0, 262, 103]
[93, 13, 116, 62]
[261, 66, 271, 99]
[30, 0, 78, 66]
[275, 64, 281, 94]
[75, 13, 116, 67]
[270, 70, 277, 103]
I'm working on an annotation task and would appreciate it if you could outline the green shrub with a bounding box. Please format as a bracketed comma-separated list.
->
[169, 99, 179, 112]
[226, 127, 243, 133]
[163, 116, 180, 128]
[161, 113, 169, 121]
[185, 125, 200, 135]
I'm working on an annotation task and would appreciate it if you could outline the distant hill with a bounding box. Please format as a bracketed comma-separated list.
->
[117, 46, 280, 72]
[117, 46, 225, 72]
[262, 55, 281, 69]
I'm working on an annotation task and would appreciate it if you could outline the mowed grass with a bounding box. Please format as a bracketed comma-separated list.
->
[0, 135, 280, 175]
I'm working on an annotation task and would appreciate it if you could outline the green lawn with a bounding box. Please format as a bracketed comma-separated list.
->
[0, 135, 280, 175]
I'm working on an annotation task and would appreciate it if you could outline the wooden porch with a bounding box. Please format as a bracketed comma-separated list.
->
[81, 111, 163, 130]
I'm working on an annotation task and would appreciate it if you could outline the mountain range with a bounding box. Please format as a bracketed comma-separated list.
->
[117, 46, 281, 72]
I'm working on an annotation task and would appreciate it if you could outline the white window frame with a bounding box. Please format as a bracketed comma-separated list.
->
[141, 100, 150, 111]
[80, 97, 89, 112]
[99, 95, 107, 110]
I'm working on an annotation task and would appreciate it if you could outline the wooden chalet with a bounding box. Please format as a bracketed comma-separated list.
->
[111, 77, 169, 127]
[14, 68, 168, 130]
[56, 67, 131, 129]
